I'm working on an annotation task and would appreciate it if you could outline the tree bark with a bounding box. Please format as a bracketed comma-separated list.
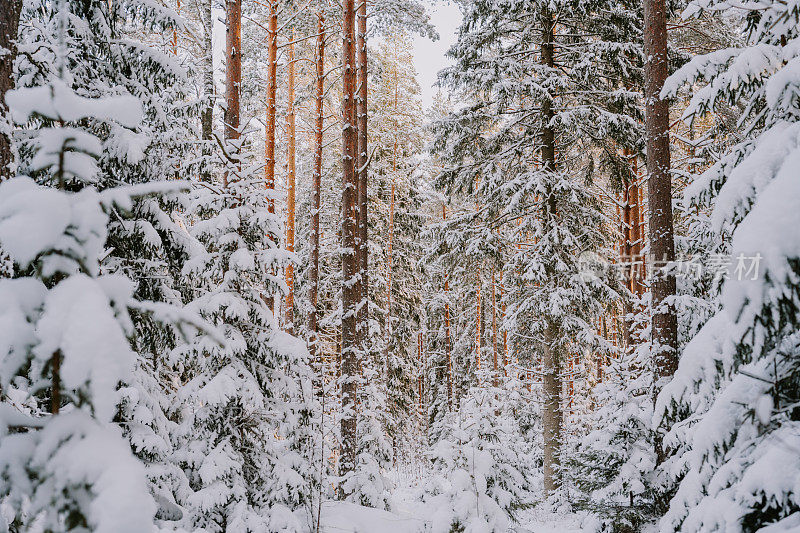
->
[491, 270, 498, 386]
[644, 0, 678, 381]
[262, 0, 278, 313]
[0, 0, 22, 181]
[339, 0, 359, 491]
[384, 177, 395, 374]
[443, 205, 453, 411]
[224, 0, 241, 148]
[285, 37, 296, 334]
[541, 7, 562, 495]
[541, 330, 561, 493]
[201, 0, 214, 141]
[356, 0, 369, 355]
[475, 270, 481, 379]
[265, 0, 278, 214]
[309, 15, 325, 360]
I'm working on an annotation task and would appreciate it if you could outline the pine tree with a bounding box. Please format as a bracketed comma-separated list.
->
[653, 0, 800, 529]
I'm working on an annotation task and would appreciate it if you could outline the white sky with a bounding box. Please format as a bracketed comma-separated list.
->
[412, 2, 462, 109]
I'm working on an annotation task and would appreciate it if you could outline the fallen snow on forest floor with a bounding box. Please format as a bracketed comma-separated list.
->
[315, 467, 588, 532]
[317, 500, 587, 533]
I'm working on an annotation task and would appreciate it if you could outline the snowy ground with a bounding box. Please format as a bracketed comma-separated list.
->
[316, 467, 587, 532]
[318, 500, 586, 532]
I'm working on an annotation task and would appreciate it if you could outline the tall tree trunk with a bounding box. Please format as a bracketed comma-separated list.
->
[0, 0, 22, 181]
[172, 0, 180, 55]
[644, 0, 678, 382]
[201, 0, 214, 141]
[266, 0, 277, 214]
[541, 6, 562, 495]
[417, 331, 424, 422]
[491, 269, 498, 386]
[501, 283, 508, 374]
[384, 177, 395, 374]
[443, 206, 453, 411]
[356, 0, 369, 354]
[263, 0, 277, 313]
[224, 0, 241, 187]
[309, 15, 325, 360]
[285, 37, 296, 334]
[475, 270, 481, 379]
[339, 0, 358, 492]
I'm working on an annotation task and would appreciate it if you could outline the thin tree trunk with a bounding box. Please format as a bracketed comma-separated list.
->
[263, 0, 277, 312]
[541, 6, 562, 495]
[0, 0, 23, 181]
[417, 331, 423, 421]
[224, 0, 241, 187]
[172, 0, 181, 55]
[266, 0, 277, 214]
[356, 0, 369, 354]
[50, 350, 61, 414]
[475, 270, 481, 380]
[491, 269, 498, 386]
[285, 37, 296, 334]
[501, 283, 508, 374]
[201, 0, 214, 141]
[644, 0, 678, 382]
[384, 177, 395, 373]
[443, 205, 453, 411]
[309, 15, 325, 360]
[339, 0, 358, 492]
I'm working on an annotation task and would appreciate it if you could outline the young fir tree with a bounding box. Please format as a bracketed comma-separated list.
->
[653, 0, 800, 529]
[0, 67, 192, 533]
[169, 130, 316, 531]
[10, 0, 209, 521]
[421, 384, 534, 532]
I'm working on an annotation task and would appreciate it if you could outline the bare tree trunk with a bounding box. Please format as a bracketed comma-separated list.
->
[356, 0, 369, 354]
[542, 333, 561, 492]
[266, 0, 277, 214]
[644, 0, 678, 383]
[417, 331, 423, 422]
[309, 15, 325, 360]
[443, 205, 453, 411]
[541, 6, 562, 495]
[285, 37, 296, 334]
[491, 269, 498, 386]
[339, 0, 358, 492]
[475, 270, 481, 380]
[201, 0, 214, 141]
[172, 0, 181, 55]
[501, 283, 508, 374]
[0, 0, 22, 181]
[224, 0, 241, 188]
[262, 0, 278, 313]
[384, 177, 395, 373]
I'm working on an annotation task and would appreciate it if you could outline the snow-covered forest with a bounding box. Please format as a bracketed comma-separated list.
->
[0, 0, 799, 531]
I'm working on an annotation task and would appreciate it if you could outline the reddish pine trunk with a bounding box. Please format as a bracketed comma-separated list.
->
[443, 205, 453, 410]
[0, 0, 22, 181]
[644, 0, 678, 380]
[339, 0, 359, 488]
[285, 38, 296, 334]
[265, 0, 277, 213]
[356, 0, 369, 351]
[309, 16, 325, 359]
[491, 270, 498, 386]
